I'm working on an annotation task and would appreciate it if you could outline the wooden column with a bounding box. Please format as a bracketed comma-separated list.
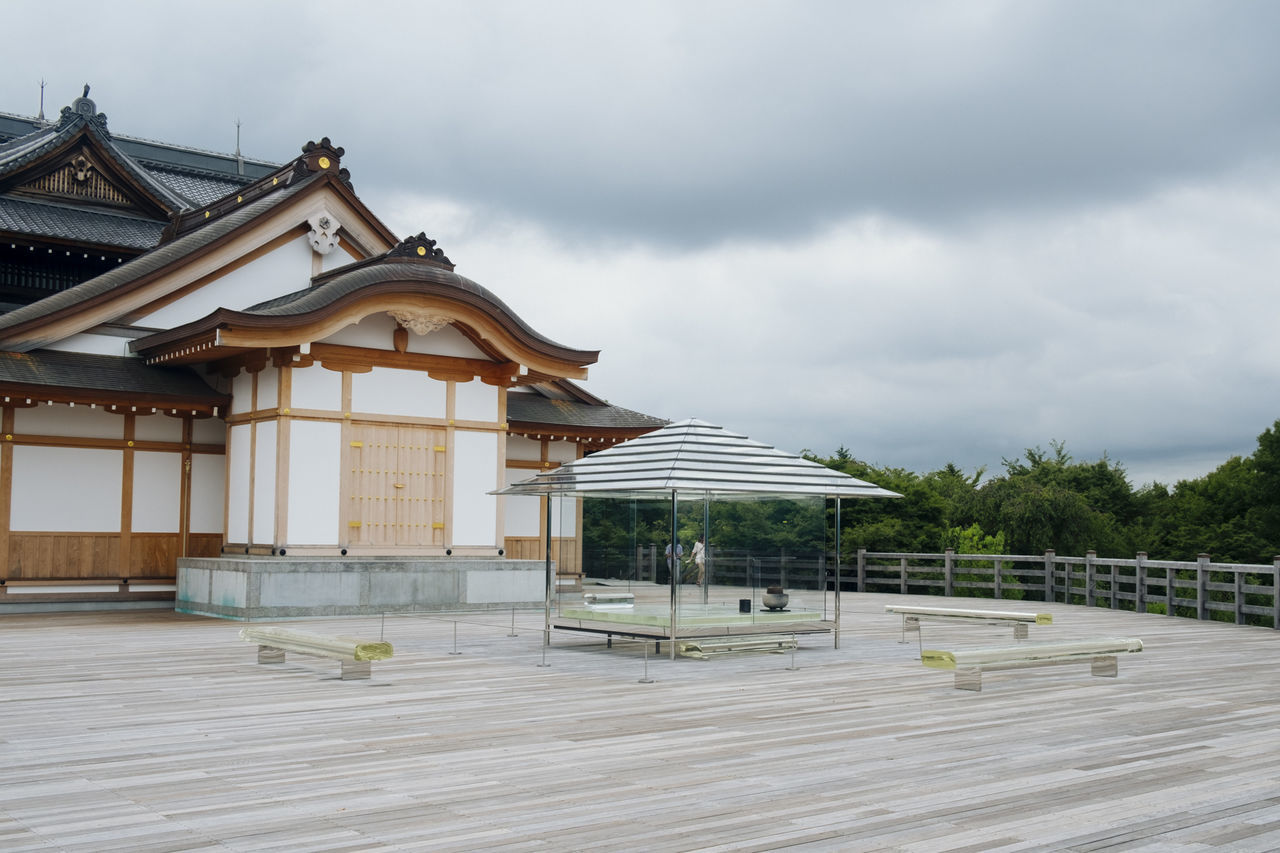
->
[0, 406, 12, 580]
[119, 414, 135, 576]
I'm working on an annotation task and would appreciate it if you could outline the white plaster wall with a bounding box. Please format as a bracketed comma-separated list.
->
[15, 404, 123, 439]
[229, 370, 253, 415]
[322, 312, 395, 350]
[505, 435, 543, 462]
[503, 467, 541, 536]
[550, 493, 577, 537]
[134, 415, 183, 443]
[406, 324, 487, 358]
[548, 440, 579, 464]
[257, 367, 279, 410]
[190, 453, 226, 534]
[226, 424, 251, 542]
[290, 365, 342, 411]
[321, 245, 352, 273]
[193, 417, 226, 446]
[287, 421, 340, 545]
[136, 236, 314, 327]
[131, 451, 181, 533]
[351, 367, 446, 419]
[43, 333, 130, 356]
[10, 446, 122, 532]
[452, 430, 498, 546]
[253, 421, 277, 545]
[455, 380, 498, 423]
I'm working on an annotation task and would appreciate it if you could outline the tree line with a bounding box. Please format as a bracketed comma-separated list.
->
[815, 418, 1280, 565]
[582, 418, 1280, 568]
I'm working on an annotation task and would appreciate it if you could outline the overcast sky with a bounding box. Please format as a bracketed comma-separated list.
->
[6, 1, 1280, 487]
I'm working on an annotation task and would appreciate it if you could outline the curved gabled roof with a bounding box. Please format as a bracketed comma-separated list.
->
[129, 234, 599, 376]
[497, 418, 902, 499]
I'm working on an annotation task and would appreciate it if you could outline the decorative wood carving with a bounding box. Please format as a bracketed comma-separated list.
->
[387, 310, 451, 336]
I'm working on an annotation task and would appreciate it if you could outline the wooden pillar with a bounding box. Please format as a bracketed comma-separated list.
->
[119, 414, 135, 577]
[0, 406, 12, 580]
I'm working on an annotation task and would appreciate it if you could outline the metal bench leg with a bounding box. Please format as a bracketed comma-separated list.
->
[1090, 655, 1118, 678]
[258, 645, 285, 664]
[341, 660, 372, 680]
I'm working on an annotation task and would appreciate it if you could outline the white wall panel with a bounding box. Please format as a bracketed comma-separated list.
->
[131, 451, 181, 533]
[134, 415, 183, 443]
[229, 370, 253, 414]
[406, 324, 487, 358]
[15, 404, 122, 439]
[137, 236, 313, 327]
[548, 440, 579, 464]
[190, 453, 226, 534]
[503, 467, 541, 536]
[506, 435, 542, 462]
[322, 312, 395, 349]
[193, 417, 226, 446]
[290, 365, 342, 411]
[10, 446, 122, 532]
[351, 367, 446, 419]
[256, 367, 279, 410]
[43, 333, 130, 356]
[226, 424, 251, 542]
[455, 380, 498, 423]
[252, 421, 277, 545]
[452, 431, 498, 546]
[287, 421, 340, 545]
[550, 493, 577, 537]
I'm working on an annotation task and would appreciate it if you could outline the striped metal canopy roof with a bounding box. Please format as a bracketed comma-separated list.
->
[497, 418, 901, 500]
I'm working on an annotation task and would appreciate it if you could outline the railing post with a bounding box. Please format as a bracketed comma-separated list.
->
[944, 548, 954, 598]
[1135, 552, 1147, 613]
[1234, 569, 1245, 625]
[899, 556, 908, 594]
[1167, 558, 1176, 616]
[1044, 549, 1056, 603]
[1273, 557, 1280, 631]
[993, 558, 1003, 600]
[1197, 553, 1210, 621]
[857, 548, 866, 592]
[1085, 550, 1096, 608]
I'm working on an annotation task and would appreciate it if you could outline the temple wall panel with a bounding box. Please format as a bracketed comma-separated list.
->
[10, 445, 122, 531]
[505, 435, 543, 462]
[351, 367, 446, 419]
[42, 333, 129, 356]
[193, 417, 226, 446]
[226, 424, 251, 543]
[454, 379, 498, 423]
[256, 367, 279, 411]
[136, 235, 313, 328]
[290, 364, 342, 411]
[548, 440, 579, 464]
[131, 451, 181, 533]
[323, 313, 395, 349]
[252, 421, 277, 545]
[502, 467, 541, 537]
[190, 453, 225, 534]
[286, 420, 340, 546]
[14, 404, 122, 439]
[405, 324, 488, 359]
[452, 430, 498, 546]
[229, 371, 253, 415]
[134, 414, 183, 443]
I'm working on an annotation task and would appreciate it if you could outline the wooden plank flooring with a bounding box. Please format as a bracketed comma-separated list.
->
[2, 584, 1280, 851]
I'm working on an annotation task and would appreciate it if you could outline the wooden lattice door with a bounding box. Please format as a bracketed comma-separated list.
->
[348, 425, 446, 547]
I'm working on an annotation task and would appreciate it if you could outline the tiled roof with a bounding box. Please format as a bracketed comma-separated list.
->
[0, 196, 164, 251]
[0, 348, 225, 403]
[0, 173, 319, 347]
[507, 392, 665, 430]
[143, 168, 252, 208]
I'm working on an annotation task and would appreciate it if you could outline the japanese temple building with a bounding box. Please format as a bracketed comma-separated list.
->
[0, 88, 662, 615]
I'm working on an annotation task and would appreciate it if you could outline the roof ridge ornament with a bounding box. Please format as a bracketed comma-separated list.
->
[388, 232, 454, 268]
[56, 83, 109, 134]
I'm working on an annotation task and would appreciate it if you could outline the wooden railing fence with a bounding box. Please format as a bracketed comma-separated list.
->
[856, 549, 1280, 630]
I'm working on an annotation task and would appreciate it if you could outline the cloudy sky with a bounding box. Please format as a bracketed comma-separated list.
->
[5, 1, 1280, 486]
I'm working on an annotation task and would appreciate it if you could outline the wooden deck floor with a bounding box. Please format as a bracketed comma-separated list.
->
[3, 584, 1280, 852]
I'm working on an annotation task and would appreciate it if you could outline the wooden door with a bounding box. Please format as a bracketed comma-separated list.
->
[348, 425, 446, 548]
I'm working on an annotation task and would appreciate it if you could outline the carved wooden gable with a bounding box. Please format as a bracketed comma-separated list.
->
[15, 145, 135, 208]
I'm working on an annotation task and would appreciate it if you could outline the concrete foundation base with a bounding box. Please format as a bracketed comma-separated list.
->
[176, 556, 548, 621]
